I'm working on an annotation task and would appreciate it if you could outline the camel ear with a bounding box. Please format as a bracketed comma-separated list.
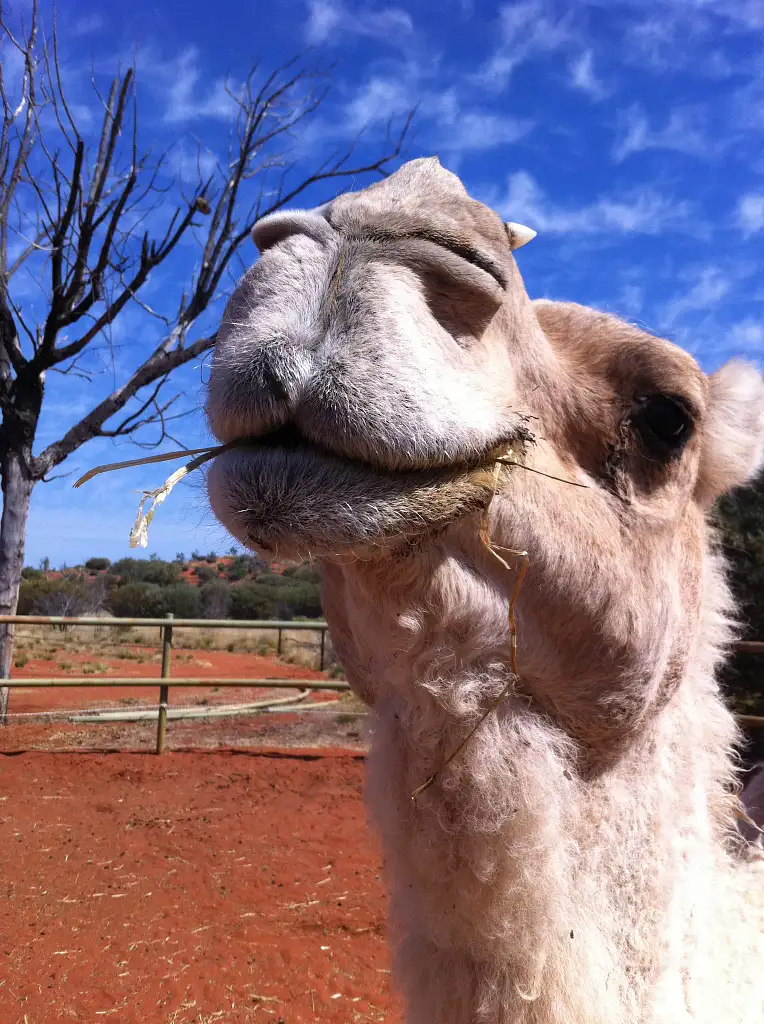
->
[696, 361, 764, 504]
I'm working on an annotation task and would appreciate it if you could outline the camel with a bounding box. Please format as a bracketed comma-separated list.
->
[205, 157, 764, 1023]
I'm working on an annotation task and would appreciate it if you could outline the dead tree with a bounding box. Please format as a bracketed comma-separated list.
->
[0, 2, 411, 718]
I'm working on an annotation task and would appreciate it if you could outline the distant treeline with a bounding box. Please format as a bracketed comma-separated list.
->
[18, 553, 322, 621]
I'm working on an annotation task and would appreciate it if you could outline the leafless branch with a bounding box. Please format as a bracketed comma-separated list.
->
[0, 2, 413, 485]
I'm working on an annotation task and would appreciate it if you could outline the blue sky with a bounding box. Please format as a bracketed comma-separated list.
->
[6, 0, 764, 567]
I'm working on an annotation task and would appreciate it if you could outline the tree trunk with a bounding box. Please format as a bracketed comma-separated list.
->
[0, 448, 34, 722]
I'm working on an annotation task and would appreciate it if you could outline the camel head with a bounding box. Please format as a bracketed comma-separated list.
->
[206, 157, 539, 557]
[206, 156, 764, 753]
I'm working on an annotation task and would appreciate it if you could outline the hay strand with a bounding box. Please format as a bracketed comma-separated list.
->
[73, 445, 232, 488]
[412, 460, 530, 801]
[74, 443, 237, 548]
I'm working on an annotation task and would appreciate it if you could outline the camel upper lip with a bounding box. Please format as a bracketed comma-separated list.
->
[224, 422, 531, 475]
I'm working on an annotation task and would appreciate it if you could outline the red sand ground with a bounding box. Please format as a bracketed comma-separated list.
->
[0, 749, 401, 1024]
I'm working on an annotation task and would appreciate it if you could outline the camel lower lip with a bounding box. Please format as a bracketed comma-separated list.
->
[206, 441, 513, 558]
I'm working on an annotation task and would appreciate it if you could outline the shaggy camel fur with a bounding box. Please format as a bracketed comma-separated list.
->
[206, 157, 764, 1023]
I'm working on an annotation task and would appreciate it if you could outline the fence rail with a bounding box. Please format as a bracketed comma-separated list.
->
[1, 613, 338, 753]
[2, 616, 764, 752]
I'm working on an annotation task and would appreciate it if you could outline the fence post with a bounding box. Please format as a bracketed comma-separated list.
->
[156, 613, 173, 754]
[319, 629, 326, 671]
[277, 627, 282, 656]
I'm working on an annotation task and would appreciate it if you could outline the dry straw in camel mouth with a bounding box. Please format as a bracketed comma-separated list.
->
[74, 442, 238, 549]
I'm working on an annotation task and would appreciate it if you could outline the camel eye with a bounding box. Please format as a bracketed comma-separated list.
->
[631, 394, 693, 458]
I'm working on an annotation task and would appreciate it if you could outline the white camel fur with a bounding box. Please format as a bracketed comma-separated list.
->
[205, 158, 764, 1023]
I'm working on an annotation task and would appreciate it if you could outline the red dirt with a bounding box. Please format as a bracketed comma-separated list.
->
[0, 749, 401, 1024]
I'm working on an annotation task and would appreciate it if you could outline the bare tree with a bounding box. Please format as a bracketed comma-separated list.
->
[0, 3, 412, 718]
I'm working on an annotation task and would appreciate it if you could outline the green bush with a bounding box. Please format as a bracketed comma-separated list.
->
[282, 564, 322, 585]
[194, 564, 217, 583]
[229, 575, 322, 620]
[716, 484, 764, 721]
[21, 566, 45, 580]
[18, 577, 105, 617]
[106, 581, 200, 618]
[17, 578, 61, 613]
[85, 557, 111, 571]
[200, 581, 231, 619]
[230, 584, 279, 620]
[110, 558, 180, 587]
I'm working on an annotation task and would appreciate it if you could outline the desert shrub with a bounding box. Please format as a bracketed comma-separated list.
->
[18, 577, 104, 617]
[194, 564, 217, 583]
[282, 564, 322, 585]
[109, 558, 180, 587]
[226, 561, 248, 582]
[106, 582, 157, 617]
[21, 566, 44, 580]
[106, 581, 200, 618]
[200, 581, 232, 619]
[229, 574, 322, 620]
[158, 584, 201, 618]
[230, 584, 279, 620]
[716, 484, 764, 722]
[85, 557, 111, 571]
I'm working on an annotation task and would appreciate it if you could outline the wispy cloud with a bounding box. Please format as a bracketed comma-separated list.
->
[727, 320, 764, 352]
[164, 142, 220, 185]
[343, 73, 533, 156]
[499, 171, 694, 236]
[658, 266, 731, 328]
[159, 49, 237, 124]
[569, 50, 608, 100]
[304, 0, 413, 46]
[344, 74, 412, 131]
[612, 105, 709, 162]
[474, 1, 574, 92]
[70, 13, 104, 37]
[736, 193, 764, 236]
[126, 47, 237, 124]
[617, 283, 645, 317]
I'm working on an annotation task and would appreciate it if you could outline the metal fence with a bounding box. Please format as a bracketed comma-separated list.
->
[0, 613, 348, 753]
[1, 615, 763, 753]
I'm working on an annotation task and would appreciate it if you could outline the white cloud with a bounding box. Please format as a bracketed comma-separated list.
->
[727, 320, 764, 351]
[737, 194, 764, 236]
[618, 284, 645, 316]
[343, 76, 533, 155]
[70, 14, 104, 36]
[162, 50, 237, 124]
[658, 266, 731, 327]
[474, 1, 574, 92]
[344, 75, 412, 131]
[431, 89, 532, 154]
[131, 47, 237, 124]
[500, 170, 693, 236]
[305, 0, 413, 46]
[165, 144, 219, 185]
[442, 111, 531, 151]
[569, 50, 608, 100]
[612, 105, 708, 162]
